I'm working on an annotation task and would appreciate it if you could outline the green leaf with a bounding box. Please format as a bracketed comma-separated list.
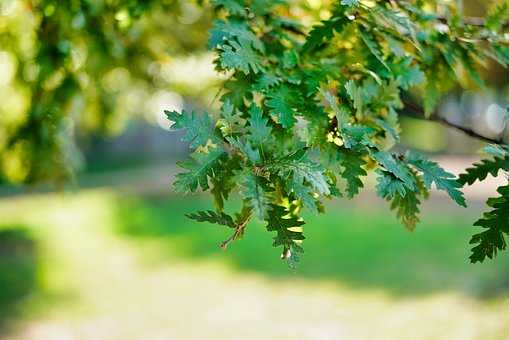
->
[423, 75, 441, 117]
[359, 29, 391, 72]
[221, 74, 253, 107]
[227, 137, 260, 164]
[393, 58, 425, 90]
[266, 85, 297, 129]
[174, 148, 226, 193]
[372, 6, 419, 46]
[389, 190, 421, 231]
[248, 104, 272, 146]
[213, 20, 265, 74]
[342, 124, 377, 149]
[272, 151, 324, 213]
[376, 170, 407, 199]
[211, 20, 265, 53]
[242, 174, 270, 219]
[338, 150, 367, 198]
[282, 49, 299, 69]
[292, 180, 319, 213]
[265, 204, 305, 266]
[186, 210, 236, 228]
[250, 0, 287, 15]
[219, 41, 264, 74]
[165, 110, 214, 149]
[302, 21, 337, 52]
[469, 185, 509, 263]
[320, 89, 344, 123]
[372, 151, 415, 190]
[255, 73, 280, 90]
[460, 49, 485, 88]
[379, 168, 427, 231]
[407, 152, 466, 207]
[209, 20, 264, 52]
[302, 11, 348, 52]
[458, 154, 509, 186]
[321, 90, 371, 148]
[385, 35, 407, 57]
[345, 80, 363, 115]
[218, 100, 246, 136]
[374, 115, 400, 143]
[211, 156, 240, 212]
[271, 149, 330, 196]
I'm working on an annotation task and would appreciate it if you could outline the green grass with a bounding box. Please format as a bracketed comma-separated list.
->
[0, 227, 39, 331]
[116, 194, 509, 297]
[1, 189, 509, 339]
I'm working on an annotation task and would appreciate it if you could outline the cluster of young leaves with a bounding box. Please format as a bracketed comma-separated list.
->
[168, 0, 509, 265]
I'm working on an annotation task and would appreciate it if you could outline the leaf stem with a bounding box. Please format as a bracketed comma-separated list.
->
[220, 213, 252, 250]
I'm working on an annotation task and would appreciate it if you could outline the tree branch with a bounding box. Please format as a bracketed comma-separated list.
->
[436, 16, 509, 30]
[400, 99, 506, 145]
[393, 0, 509, 30]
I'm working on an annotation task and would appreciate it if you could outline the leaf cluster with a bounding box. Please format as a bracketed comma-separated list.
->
[169, 0, 509, 265]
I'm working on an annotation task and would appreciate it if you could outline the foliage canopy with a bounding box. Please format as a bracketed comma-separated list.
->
[2, 0, 509, 266]
[168, 0, 509, 266]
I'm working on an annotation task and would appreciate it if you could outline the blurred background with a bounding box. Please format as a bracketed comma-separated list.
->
[0, 0, 509, 339]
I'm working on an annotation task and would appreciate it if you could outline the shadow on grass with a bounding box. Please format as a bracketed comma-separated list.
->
[115, 194, 509, 298]
[0, 226, 39, 331]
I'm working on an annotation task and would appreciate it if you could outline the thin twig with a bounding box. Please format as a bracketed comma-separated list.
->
[220, 215, 252, 250]
[401, 99, 506, 145]
[436, 16, 509, 30]
[393, 0, 509, 30]
[433, 115, 505, 144]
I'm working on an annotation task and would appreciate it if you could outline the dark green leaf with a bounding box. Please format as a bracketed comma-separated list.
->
[186, 210, 236, 228]
[373, 151, 415, 190]
[266, 85, 297, 129]
[242, 174, 270, 219]
[338, 150, 367, 198]
[407, 152, 466, 207]
[458, 155, 509, 186]
[174, 148, 226, 193]
[469, 185, 509, 263]
[266, 204, 305, 266]
[248, 104, 272, 146]
[165, 110, 214, 149]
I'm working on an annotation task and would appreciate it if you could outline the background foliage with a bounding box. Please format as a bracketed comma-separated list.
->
[0, 0, 211, 183]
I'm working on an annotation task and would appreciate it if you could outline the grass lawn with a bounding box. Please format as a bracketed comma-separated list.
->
[1, 189, 509, 339]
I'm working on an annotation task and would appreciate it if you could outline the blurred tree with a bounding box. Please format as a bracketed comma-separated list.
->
[0, 0, 212, 184]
